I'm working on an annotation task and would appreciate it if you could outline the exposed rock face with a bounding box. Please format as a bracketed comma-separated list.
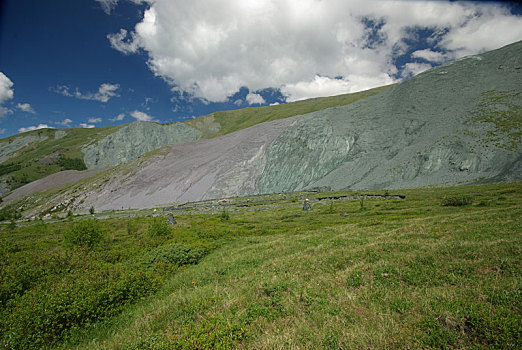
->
[82, 121, 201, 168]
[258, 41, 522, 192]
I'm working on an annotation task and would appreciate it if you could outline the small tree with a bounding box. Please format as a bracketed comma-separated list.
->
[89, 206, 95, 215]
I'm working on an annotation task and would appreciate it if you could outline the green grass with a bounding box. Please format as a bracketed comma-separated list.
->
[1, 182, 520, 349]
[473, 89, 522, 150]
[0, 126, 120, 192]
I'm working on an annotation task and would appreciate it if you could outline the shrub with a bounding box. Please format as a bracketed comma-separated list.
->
[57, 155, 87, 171]
[64, 220, 103, 249]
[89, 206, 95, 215]
[148, 217, 171, 237]
[441, 195, 473, 207]
[0, 267, 158, 349]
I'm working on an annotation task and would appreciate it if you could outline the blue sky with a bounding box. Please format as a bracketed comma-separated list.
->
[0, 0, 521, 137]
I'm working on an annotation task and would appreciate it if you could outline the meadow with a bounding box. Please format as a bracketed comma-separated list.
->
[0, 181, 520, 349]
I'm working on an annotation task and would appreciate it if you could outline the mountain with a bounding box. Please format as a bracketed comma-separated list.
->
[0, 86, 390, 197]
[2, 41, 521, 215]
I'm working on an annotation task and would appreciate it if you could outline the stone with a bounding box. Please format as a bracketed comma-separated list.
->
[166, 213, 177, 225]
[303, 199, 313, 211]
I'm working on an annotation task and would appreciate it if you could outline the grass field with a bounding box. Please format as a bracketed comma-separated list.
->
[1, 181, 520, 349]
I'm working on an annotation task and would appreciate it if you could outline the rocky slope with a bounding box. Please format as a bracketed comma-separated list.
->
[5, 41, 522, 213]
[81, 121, 201, 168]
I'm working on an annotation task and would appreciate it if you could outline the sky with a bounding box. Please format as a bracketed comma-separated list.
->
[0, 0, 521, 138]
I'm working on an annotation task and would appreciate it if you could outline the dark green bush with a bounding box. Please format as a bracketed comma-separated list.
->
[57, 155, 87, 171]
[147, 217, 171, 237]
[441, 195, 473, 207]
[0, 162, 22, 176]
[0, 266, 158, 349]
[64, 220, 103, 248]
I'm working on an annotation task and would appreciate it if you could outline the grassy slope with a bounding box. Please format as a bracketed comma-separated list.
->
[2, 182, 519, 349]
[186, 85, 393, 138]
[0, 126, 120, 191]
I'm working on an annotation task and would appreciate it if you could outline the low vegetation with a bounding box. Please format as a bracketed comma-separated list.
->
[0, 182, 520, 349]
[440, 194, 473, 207]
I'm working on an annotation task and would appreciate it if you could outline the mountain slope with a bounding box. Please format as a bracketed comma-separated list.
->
[5, 41, 522, 214]
[0, 86, 389, 197]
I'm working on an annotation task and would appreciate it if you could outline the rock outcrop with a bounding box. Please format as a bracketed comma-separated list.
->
[82, 121, 201, 168]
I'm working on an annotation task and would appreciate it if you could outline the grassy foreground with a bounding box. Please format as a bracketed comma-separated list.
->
[1, 182, 521, 349]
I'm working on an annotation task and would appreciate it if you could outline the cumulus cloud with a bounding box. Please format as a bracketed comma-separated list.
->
[245, 93, 266, 105]
[130, 110, 154, 121]
[108, 0, 522, 103]
[0, 128, 6, 135]
[88, 117, 102, 123]
[56, 118, 73, 126]
[80, 123, 95, 128]
[53, 83, 120, 103]
[0, 72, 14, 104]
[0, 72, 14, 117]
[110, 113, 125, 121]
[18, 124, 51, 133]
[16, 103, 35, 113]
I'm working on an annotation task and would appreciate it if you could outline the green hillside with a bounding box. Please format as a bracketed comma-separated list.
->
[1, 182, 520, 349]
[187, 85, 392, 138]
[0, 126, 120, 194]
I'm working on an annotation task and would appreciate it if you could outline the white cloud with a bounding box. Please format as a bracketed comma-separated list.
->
[130, 110, 154, 121]
[108, 29, 141, 55]
[0, 72, 14, 104]
[16, 103, 35, 114]
[53, 83, 120, 103]
[18, 124, 51, 133]
[245, 93, 265, 105]
[88, 117, 102, 123]
[80, 123, 95, 128]
[282, 75, 351, 102]
[412, 49, 448, 63]
[95, 0, 119, 14]
[56, 118, 73, 126]
[0, 72, 14, 117]
[0, 128, 6, 135]
[110, 113, 125, 121]
[109, 0, 522, 102]
[401, 62, 433, 78]
[0, 107, 12, 118]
